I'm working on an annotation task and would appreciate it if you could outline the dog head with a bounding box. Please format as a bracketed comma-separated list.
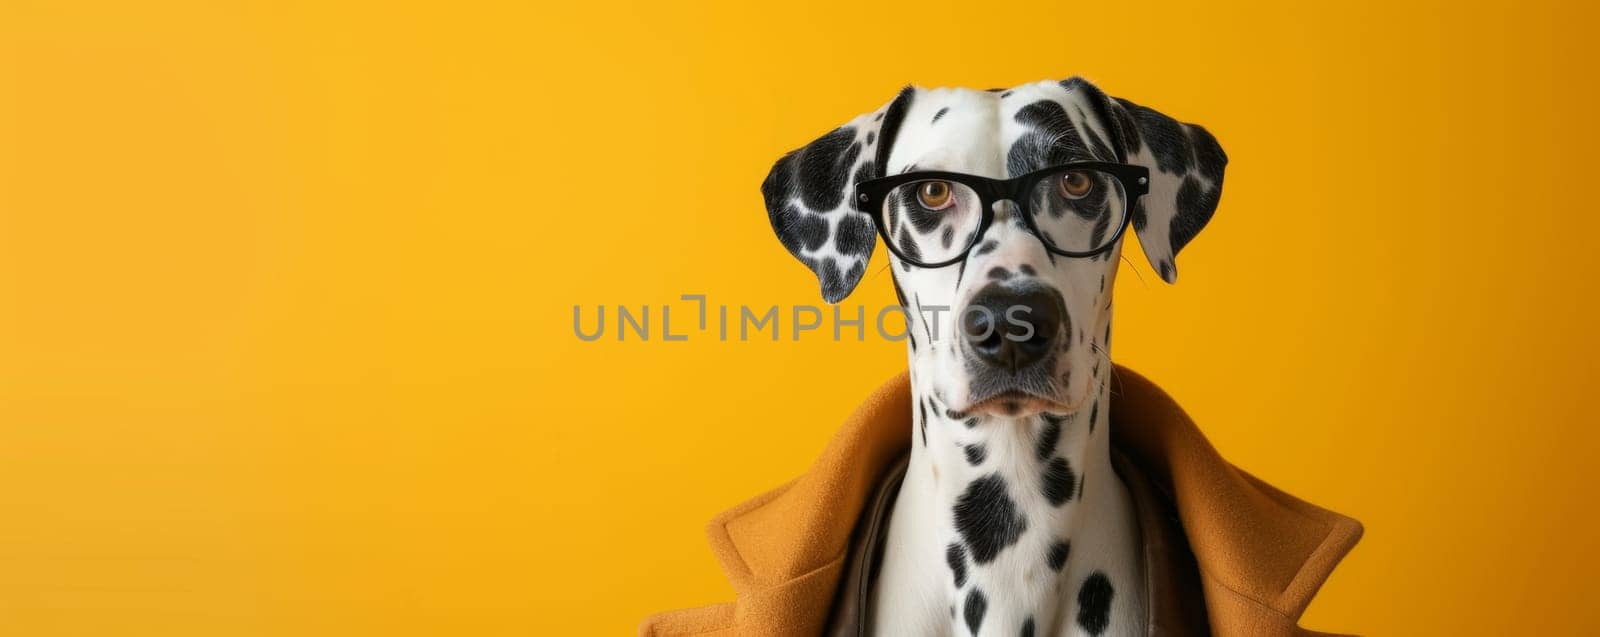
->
[761, 77, 1226, 418]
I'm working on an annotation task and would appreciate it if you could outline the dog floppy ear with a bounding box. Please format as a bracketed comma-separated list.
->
[1061, 78, 1228, 283]
[761, 87, 915, 303]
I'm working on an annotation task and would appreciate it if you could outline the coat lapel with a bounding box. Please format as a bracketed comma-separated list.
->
[1108, 367, 1364, 635]
[641, 366, 1362, 636]
[641, 372, 912, 636]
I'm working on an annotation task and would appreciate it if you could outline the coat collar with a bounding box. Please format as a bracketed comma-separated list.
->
[640, 365, 1363, 636]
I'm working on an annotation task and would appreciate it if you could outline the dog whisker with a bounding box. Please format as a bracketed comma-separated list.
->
[1088, 340, 1123, 398]
[1119, 253, 1149, 289]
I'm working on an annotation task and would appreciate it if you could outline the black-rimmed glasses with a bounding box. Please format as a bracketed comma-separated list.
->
[852, 162, 1149, 268]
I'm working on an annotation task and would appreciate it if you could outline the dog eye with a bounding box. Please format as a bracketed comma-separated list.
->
[917, 181, 955, 210]
[1057, 171, 1093, 199]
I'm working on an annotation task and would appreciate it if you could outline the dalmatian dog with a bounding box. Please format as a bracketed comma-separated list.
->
[761, 77, 1226, 636]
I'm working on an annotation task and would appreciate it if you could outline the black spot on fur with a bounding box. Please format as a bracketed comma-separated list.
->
[954, 474, 1028, 564]
[770, 206, 828, 254]
[975, 239, 999, 256]
[1188, 123, 1227, 182]
[947, 409, 963, 420]
[817, 258, 846, 300]
[1089, 400, 1099, 433]
[1018, 264, 1036, 276]
[1076, 572, 1115, 635]
[964, 444, 987, 466]
[1048, 540, 1071, 571]
[1036, 416, 1063, 460]
[1013, 99, 1074, 130]
[1129, 197, 1149, 233]
[1067, 100, 1117, 161]
[865, 130, 875, 145]
[1058, 76, 1089, 92]
[914, 292, 933, 344]
[1001, 90, 1013, 98]
[1111, 99, 1142, 158]
[1172, 174, 1219, 255]
[897, 228, 922, 263]
[932, 106, 950, 124]
[1042, 457, 1077, 506]
[964, 417, 978, 429]
[794, 128, 860, 211]
[1088, 206, 1112, 251]
[850, 160, 876, 195]
[942, 226, 955, 250]
[1021, 616, 1035, 637]
[1062, 78, 1127, 158]
[946, 543, 968, 587]
[899, 191, 946, 234]
[761, 155, 796, 218]
[919, 399, 929, 447]
[964, 588, 988, 635]
[835, 213, 875, 256]
[874, 86, 916, 170]
[1009, 100, 1091, 177]
[1117, 98, 1188, 176]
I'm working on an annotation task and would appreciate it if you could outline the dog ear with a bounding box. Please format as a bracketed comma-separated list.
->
[1061, 77, 1228, 283]
[761, 87, 915, 303]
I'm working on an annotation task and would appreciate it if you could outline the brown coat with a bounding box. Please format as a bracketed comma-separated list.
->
[640, 366, 1363, 636]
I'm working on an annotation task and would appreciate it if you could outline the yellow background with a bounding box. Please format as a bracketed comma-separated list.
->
[2, 0, 1598, 634]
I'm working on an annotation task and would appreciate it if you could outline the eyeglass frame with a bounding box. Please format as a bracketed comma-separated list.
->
[851, 161, 1150, 268]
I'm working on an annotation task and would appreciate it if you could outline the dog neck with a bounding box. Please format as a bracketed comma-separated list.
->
[904, 358, 1128, 634]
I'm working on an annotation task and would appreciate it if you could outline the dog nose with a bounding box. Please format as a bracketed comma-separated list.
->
[961, 283, 1064, 372]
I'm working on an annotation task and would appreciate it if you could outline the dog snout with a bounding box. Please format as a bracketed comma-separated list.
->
[960, 283, 1066, 372]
